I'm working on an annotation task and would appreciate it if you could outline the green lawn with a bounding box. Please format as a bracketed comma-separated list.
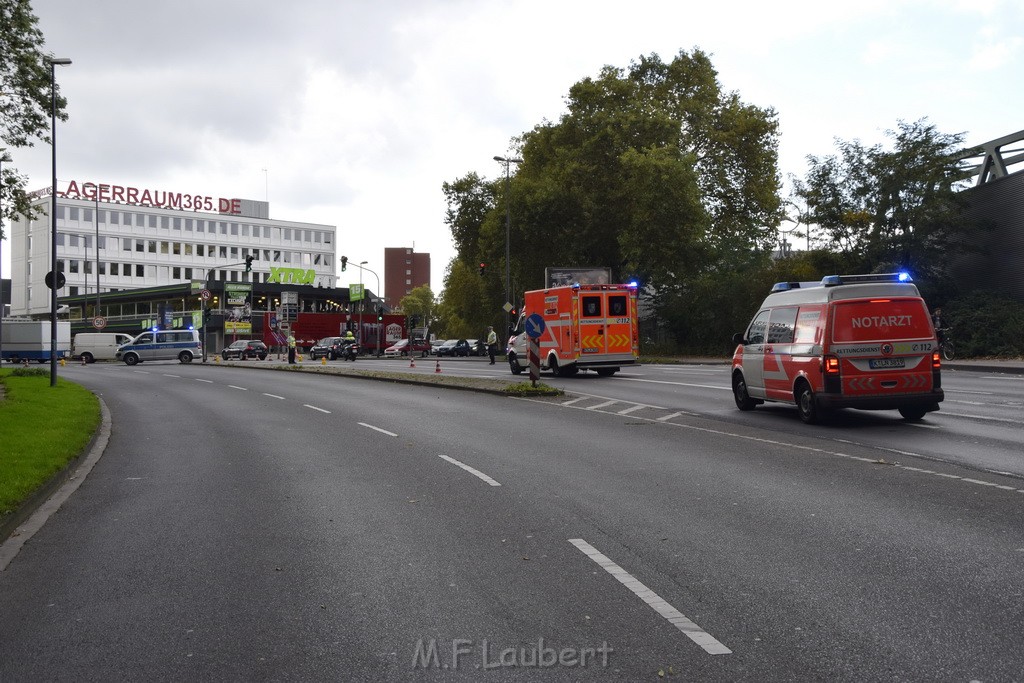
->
[0, 367, 100, 519]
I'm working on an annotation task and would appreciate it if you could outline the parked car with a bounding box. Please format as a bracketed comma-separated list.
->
[309, 336, 346, 360]
[221, 339, 268, 360]
[385, 339, 411, 357]
[429, 339, 447, 355]
[467, 339, 482, 356]
[436, 338, 472, 357]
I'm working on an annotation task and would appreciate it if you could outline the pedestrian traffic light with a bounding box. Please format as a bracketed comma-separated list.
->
[479, 262, 486, 276]
[377, 306, 383, 321]
[341, 256, 348, 272]
[245, 255, 255, 272]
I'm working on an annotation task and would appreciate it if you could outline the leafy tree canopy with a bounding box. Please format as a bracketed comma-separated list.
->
[791, 118, 981, 295]
[440, 49, 781, 341]
[1, 0, 70, 235]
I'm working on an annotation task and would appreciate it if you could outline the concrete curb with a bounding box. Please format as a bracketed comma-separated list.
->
[0, 397, 112, 570]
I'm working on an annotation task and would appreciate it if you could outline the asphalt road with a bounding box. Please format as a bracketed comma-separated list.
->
[1, 361, 1023, 681]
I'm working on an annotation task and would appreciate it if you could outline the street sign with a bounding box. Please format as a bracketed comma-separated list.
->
[525, 313, 546, 339]
[44, 270, 66, 290]
[92, 316, 107, 330]
[200, 289, 212, 301]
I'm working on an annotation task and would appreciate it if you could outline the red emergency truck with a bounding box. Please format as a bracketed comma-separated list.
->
[506, 283, 639, 377]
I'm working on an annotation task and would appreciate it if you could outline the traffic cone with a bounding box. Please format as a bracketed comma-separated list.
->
[435, 360, 441, 373]
[409, 356, 415, 368]
[81, 355, 87, 366]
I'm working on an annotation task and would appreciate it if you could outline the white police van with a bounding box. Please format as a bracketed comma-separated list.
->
[116, 329, 202, 365]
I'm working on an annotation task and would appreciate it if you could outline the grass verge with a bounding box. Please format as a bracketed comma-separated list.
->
[0, 367, 100, 519]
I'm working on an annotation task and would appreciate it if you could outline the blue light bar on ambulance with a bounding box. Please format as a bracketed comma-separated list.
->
[820, 273, 913, 287]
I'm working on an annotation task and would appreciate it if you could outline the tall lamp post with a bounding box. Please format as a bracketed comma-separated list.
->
[493, 155, 522, 335]
[1, 151, 11, 363]
[49, 57, 71, 387]
[357, 261, 381, 356]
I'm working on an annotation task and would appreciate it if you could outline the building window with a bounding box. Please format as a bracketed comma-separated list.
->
[97, 236, 106, 249]
[219, 246, 227, 258]
[136, 213, 145, 226]
[136, 264, 145, 277]
[148, 241, 157, 253]
[123, 239, 132, 251]
[185, 219, 193, 232]
[110, 211, 119, 225]
[173, 243, 181, 255]
[242, 224, 249, 237]
[56, 205, 65, 219]
[185, 268, 193, 279]
[230, 247, 238, 259]
[219, 222, 227, 235]
[161, 216, 169, 229]
[110, 263, 118, 276]
[148, 215, 157, 228]
[196, 220, 205, 233]
[173, 217, 181, 230]
[69, 207, 79, 221]
[122, 212, 131, 225]
[173, 267, 181, 279]
[67, 234, 77, 247]
[56, 259, 64, 272]
[84, 261, 92, 275]
[69, 260, 79, 273]
[69, 286, 78, 296]
[184, 244, 193, 256]
[197, 244, 204, 257]
[98, 262, 106, 275]
[161, 241, 169, 254]
[57, 233, 66, 246]
[252, 226, 261, 238]
[83, 208, 92, 222]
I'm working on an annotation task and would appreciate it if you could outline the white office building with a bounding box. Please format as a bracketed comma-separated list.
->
[9, 180, 336, 317]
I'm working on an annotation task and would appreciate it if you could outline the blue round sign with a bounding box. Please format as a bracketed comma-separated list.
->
[525, 313, 546, 339]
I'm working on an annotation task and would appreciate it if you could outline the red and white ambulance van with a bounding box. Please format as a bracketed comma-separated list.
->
[731, 273, 943, 423]
[506, 283, 639, 377]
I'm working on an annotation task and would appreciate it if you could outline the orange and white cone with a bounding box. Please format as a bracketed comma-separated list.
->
[435, 360, 441, 373]
[410, 356, 416, 368]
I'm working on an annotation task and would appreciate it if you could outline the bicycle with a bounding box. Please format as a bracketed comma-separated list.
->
[937, 328, 955, 361]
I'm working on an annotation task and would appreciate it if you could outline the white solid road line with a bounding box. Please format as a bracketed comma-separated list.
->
[358, 422, 397, 437]
[437, 454, 502, 486]
[568, 538, 732, 656]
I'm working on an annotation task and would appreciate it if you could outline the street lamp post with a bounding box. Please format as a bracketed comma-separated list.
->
[493, 155, 522, 335]
[1, 151, 11, 363]
[49, 57, 71, 387]
[355, 261, 381, 356]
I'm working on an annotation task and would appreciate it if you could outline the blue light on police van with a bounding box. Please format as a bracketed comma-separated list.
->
[628, 280, 639, 288]
[771, 282, 792, 293]
[821, 275, 843, 287]
[898, 271, 911, 282]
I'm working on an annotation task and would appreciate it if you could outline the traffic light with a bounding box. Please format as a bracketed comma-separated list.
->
[341, 256, 348, 272]
[245, 255, 255, 272]
[377, 306, 383, 322]
[203, 308, 211, 323]
[479, 262, 486, 276]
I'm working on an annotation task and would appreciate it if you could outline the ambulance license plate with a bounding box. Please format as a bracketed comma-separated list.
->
[870, 358, 905, 369]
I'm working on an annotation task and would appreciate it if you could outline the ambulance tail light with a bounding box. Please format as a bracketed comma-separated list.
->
[824, 355, 840, 375]
[932, 350, 941, 370]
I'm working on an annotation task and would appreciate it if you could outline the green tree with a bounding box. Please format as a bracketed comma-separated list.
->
[1, 0, 70, 236]
[398, 284, 435, 330]
[792, 119, 981, 294]
[444, 50, 779, 350]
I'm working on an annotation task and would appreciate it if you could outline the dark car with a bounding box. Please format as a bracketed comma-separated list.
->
[309, 336, 348, 360]
[221, 339, 268, 360]
[436, 339, 473, 357]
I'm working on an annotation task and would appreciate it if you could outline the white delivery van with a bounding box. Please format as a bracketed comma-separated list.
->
[73, 332, 135, 363]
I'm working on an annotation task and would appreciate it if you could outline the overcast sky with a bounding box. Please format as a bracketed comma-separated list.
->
[4, 0, 1022, 298]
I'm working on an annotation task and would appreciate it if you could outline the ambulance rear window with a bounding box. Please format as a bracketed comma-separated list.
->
[582, 296, 602, 318]
[832, 299, 933, 342]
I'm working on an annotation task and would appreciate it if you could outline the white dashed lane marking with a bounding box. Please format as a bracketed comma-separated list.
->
[568, 539, 732, 656]
[438, 455, 502, 486]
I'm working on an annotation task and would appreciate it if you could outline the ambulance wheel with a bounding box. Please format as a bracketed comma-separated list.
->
[795, 381, 820, 424]
[596, 368, 617, 377]
[548, 356, 561, 377]
[732, 372, 757, 411]
[898, 406, 927, 422]
[508, 355, 524, 375]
